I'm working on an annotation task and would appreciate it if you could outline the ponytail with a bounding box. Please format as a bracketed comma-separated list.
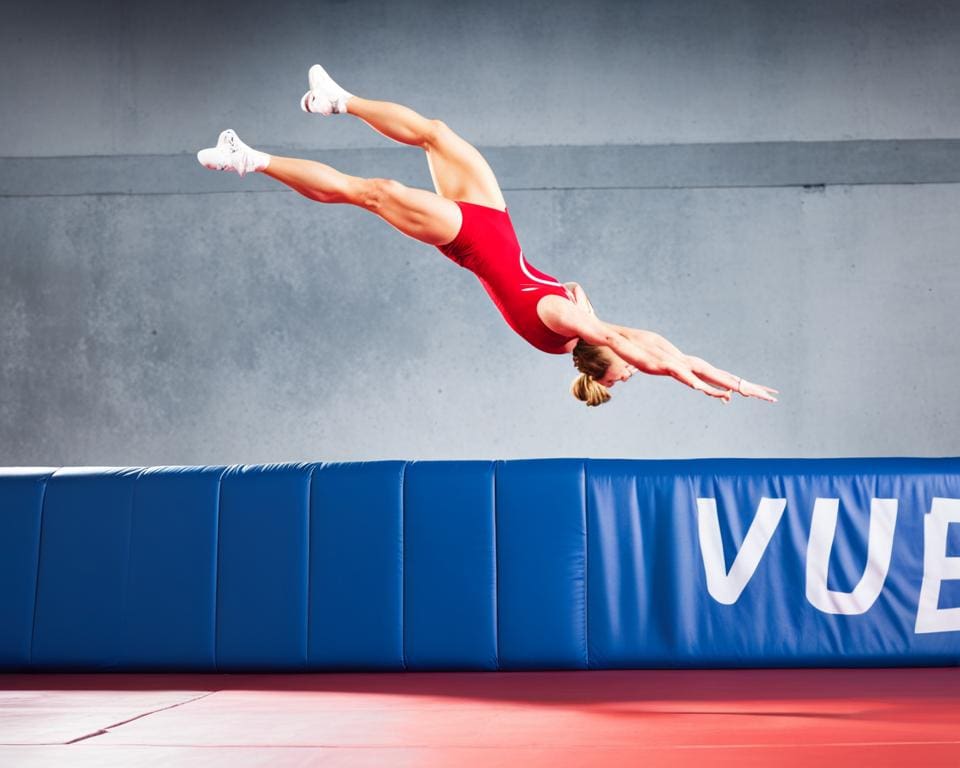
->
[570, 373, 611, 407]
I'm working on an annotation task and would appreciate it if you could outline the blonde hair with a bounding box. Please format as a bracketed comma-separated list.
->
[570, 340, 612, 407]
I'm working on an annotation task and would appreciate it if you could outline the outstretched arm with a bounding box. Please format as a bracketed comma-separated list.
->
[685, 355, 778, 402]
[540, 298, 732, 401]
[609, 324, 778, 403]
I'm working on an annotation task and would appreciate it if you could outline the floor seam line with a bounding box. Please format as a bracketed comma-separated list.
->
[64, 691, 219, 745]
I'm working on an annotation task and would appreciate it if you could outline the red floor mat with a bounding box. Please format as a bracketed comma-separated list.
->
[2, 669, 958, 767]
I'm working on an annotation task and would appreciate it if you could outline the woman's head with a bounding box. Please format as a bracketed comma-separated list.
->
[570, 340, 636, 406]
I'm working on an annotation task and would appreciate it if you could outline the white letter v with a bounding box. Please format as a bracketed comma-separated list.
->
[697, 497, 787, 605]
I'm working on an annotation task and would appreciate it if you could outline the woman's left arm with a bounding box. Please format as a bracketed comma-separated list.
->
[614, 326, 779, 403]
[685, 355, 779, 402]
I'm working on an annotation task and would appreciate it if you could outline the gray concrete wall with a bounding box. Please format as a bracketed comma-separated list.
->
[2, 0, 958, 464]
[4, 0, 960, 154]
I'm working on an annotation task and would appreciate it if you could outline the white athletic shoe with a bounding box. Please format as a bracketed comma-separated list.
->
[196, 129, 267, 177]
[300, 64, 353, 115]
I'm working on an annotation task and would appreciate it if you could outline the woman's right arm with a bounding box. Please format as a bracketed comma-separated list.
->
[612, 326, 779, 403]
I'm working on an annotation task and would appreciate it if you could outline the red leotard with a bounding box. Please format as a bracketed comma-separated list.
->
[436, 201, 577, 354]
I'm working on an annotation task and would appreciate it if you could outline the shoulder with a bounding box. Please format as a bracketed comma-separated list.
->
[537, 293, 577, 324]
[537, 294, 599, 338]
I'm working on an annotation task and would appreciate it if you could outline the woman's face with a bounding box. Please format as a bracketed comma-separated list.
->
[596, 350, 637, 388]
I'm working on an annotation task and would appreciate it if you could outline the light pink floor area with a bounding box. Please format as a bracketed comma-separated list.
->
[2, 669, 959, 767]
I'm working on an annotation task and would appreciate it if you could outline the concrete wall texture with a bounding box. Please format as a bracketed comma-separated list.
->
[2, 0, 958, 464]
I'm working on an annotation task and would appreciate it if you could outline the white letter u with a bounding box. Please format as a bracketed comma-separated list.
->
[805, 498, 898, 615]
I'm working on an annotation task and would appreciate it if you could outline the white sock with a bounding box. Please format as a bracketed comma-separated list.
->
[303, 64, 355, 115]
[197, 129, 270, 177]
[230, 131, 269, 174]
[246, 146, 270, 173]
[335, 92, 353, 114]
[303, 89, 354, 115]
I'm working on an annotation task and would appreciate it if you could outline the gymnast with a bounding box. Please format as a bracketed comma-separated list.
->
[198, 65, 778, 407]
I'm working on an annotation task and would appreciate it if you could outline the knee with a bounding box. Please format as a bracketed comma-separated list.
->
[360, 177, 403, 210]
[423, 119, 450, 148]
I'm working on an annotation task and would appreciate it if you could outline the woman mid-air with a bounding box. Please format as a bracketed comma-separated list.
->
[198, 64, 778, 407]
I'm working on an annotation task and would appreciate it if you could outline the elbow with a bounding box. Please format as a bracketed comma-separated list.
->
[600, 331, 621, 349]
[583, 330, 619, 349]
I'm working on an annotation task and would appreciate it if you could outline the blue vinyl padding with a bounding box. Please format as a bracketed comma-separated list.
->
[0, 469, 54, 667]
[217, 463, 312, 671]
[308, 462, 405, 670]
[3, 458, 960, 671]
[497, 460, 587, 669]
[32, 468, 141, 670]
[404, 461, 497, 670]
[122, 466, 223, 670]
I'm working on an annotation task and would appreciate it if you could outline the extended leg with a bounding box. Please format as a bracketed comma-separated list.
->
[262, 156, 462, 247]
[197, 128, 461, 246]
[261, 155, 360, 204]
[302, 66, 506, 208]
[347, 98, 507, 209]
[344, 96, 436, 148]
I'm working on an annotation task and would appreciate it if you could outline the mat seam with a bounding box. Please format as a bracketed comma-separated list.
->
[28, 470, 56, 667]
[64, 691, 218, 745]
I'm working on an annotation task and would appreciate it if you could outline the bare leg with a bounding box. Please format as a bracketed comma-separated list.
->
[344, 97, 507, 209]
[262, 155, 360, 203]
[261, 155, 461, 246]
[343, 96, 433, 147]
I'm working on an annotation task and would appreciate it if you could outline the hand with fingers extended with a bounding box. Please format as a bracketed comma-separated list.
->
[632, 346, 778, 405]
[659, 356, 734, 402]
[595, 331, 753, 404]
[616, 331, 768, 404]
[549, 301, 779, 407]
[733, 377, 779, 403]
[678, 353, 778, 405]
